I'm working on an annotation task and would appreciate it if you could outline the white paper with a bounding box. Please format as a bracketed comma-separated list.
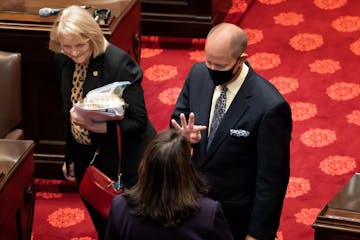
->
[72, 81, 130, 121]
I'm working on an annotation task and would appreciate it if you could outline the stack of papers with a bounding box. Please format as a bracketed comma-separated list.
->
[73, 81, 130, 121]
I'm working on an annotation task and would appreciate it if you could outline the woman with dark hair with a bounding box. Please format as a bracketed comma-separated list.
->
[105, 128, 233, 240]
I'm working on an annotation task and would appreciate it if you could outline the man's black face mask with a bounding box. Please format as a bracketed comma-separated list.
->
[207, 59, 240, 86]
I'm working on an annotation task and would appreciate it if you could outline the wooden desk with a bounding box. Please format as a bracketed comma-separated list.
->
[313, 173, 360, 240]
[0, 139, 35, 240]
[0, 0, 141, 178]
[140, 0, 231, 37]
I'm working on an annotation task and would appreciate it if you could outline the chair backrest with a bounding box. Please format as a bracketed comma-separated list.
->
[0, 51, 22, 138]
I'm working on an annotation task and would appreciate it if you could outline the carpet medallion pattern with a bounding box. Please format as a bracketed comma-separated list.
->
[33, 0, 359, 239]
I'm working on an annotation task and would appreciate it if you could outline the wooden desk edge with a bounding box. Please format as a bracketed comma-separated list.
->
[0, 0, 138, 34]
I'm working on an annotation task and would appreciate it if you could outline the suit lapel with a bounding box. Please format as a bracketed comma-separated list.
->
[197, 78, 214, 156]
[200, 72, 255, 166]
[83, 55, 104, 96]
[205, 91, 250, 159]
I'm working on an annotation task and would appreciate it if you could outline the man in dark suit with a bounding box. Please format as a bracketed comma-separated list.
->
[171, 23, 292, 240]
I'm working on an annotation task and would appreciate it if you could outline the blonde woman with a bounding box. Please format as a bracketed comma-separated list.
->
[49, 5, 155, 239]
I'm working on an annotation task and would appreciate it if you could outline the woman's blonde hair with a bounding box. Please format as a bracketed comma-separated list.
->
[49, 5, 106, 58]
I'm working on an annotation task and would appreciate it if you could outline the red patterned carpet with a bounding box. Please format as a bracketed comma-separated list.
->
[33, 0, 360, 239]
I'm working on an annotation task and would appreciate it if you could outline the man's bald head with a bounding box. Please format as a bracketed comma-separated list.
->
[205, 23, 247, 59]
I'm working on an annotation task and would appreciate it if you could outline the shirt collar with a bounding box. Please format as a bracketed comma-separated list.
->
[223, 62, 249, 95]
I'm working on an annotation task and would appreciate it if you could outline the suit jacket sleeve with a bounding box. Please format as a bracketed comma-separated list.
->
[103, 45, 148, 135]
[248, 101, 292, 239]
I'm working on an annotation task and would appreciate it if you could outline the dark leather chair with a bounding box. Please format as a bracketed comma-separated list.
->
[0, 52, 34, 240]
[0, 51, 24, 139]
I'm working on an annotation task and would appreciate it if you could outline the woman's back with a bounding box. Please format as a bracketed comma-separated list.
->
[106, 195, 233, 240]
[105, 129, 233, 240]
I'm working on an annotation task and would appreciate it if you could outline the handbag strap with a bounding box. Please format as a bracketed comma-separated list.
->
[89, 122, 122, 188]
[115, 122, 122, 179]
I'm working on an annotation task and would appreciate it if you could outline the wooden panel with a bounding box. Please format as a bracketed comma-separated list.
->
[313, 173, 360, 240]
[141, 0, 211, 15]
[0, 139, 35, 240]
[140, 0, 231, 37]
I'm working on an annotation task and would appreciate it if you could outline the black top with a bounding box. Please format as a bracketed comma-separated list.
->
[105, 195, 234, 240]
[55, 43, 156, 187]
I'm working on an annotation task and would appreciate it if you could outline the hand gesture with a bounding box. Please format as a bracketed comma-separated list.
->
[171, 112, 207, 144]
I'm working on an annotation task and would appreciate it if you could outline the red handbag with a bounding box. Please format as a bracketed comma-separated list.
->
[79, 122, 123, 219]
